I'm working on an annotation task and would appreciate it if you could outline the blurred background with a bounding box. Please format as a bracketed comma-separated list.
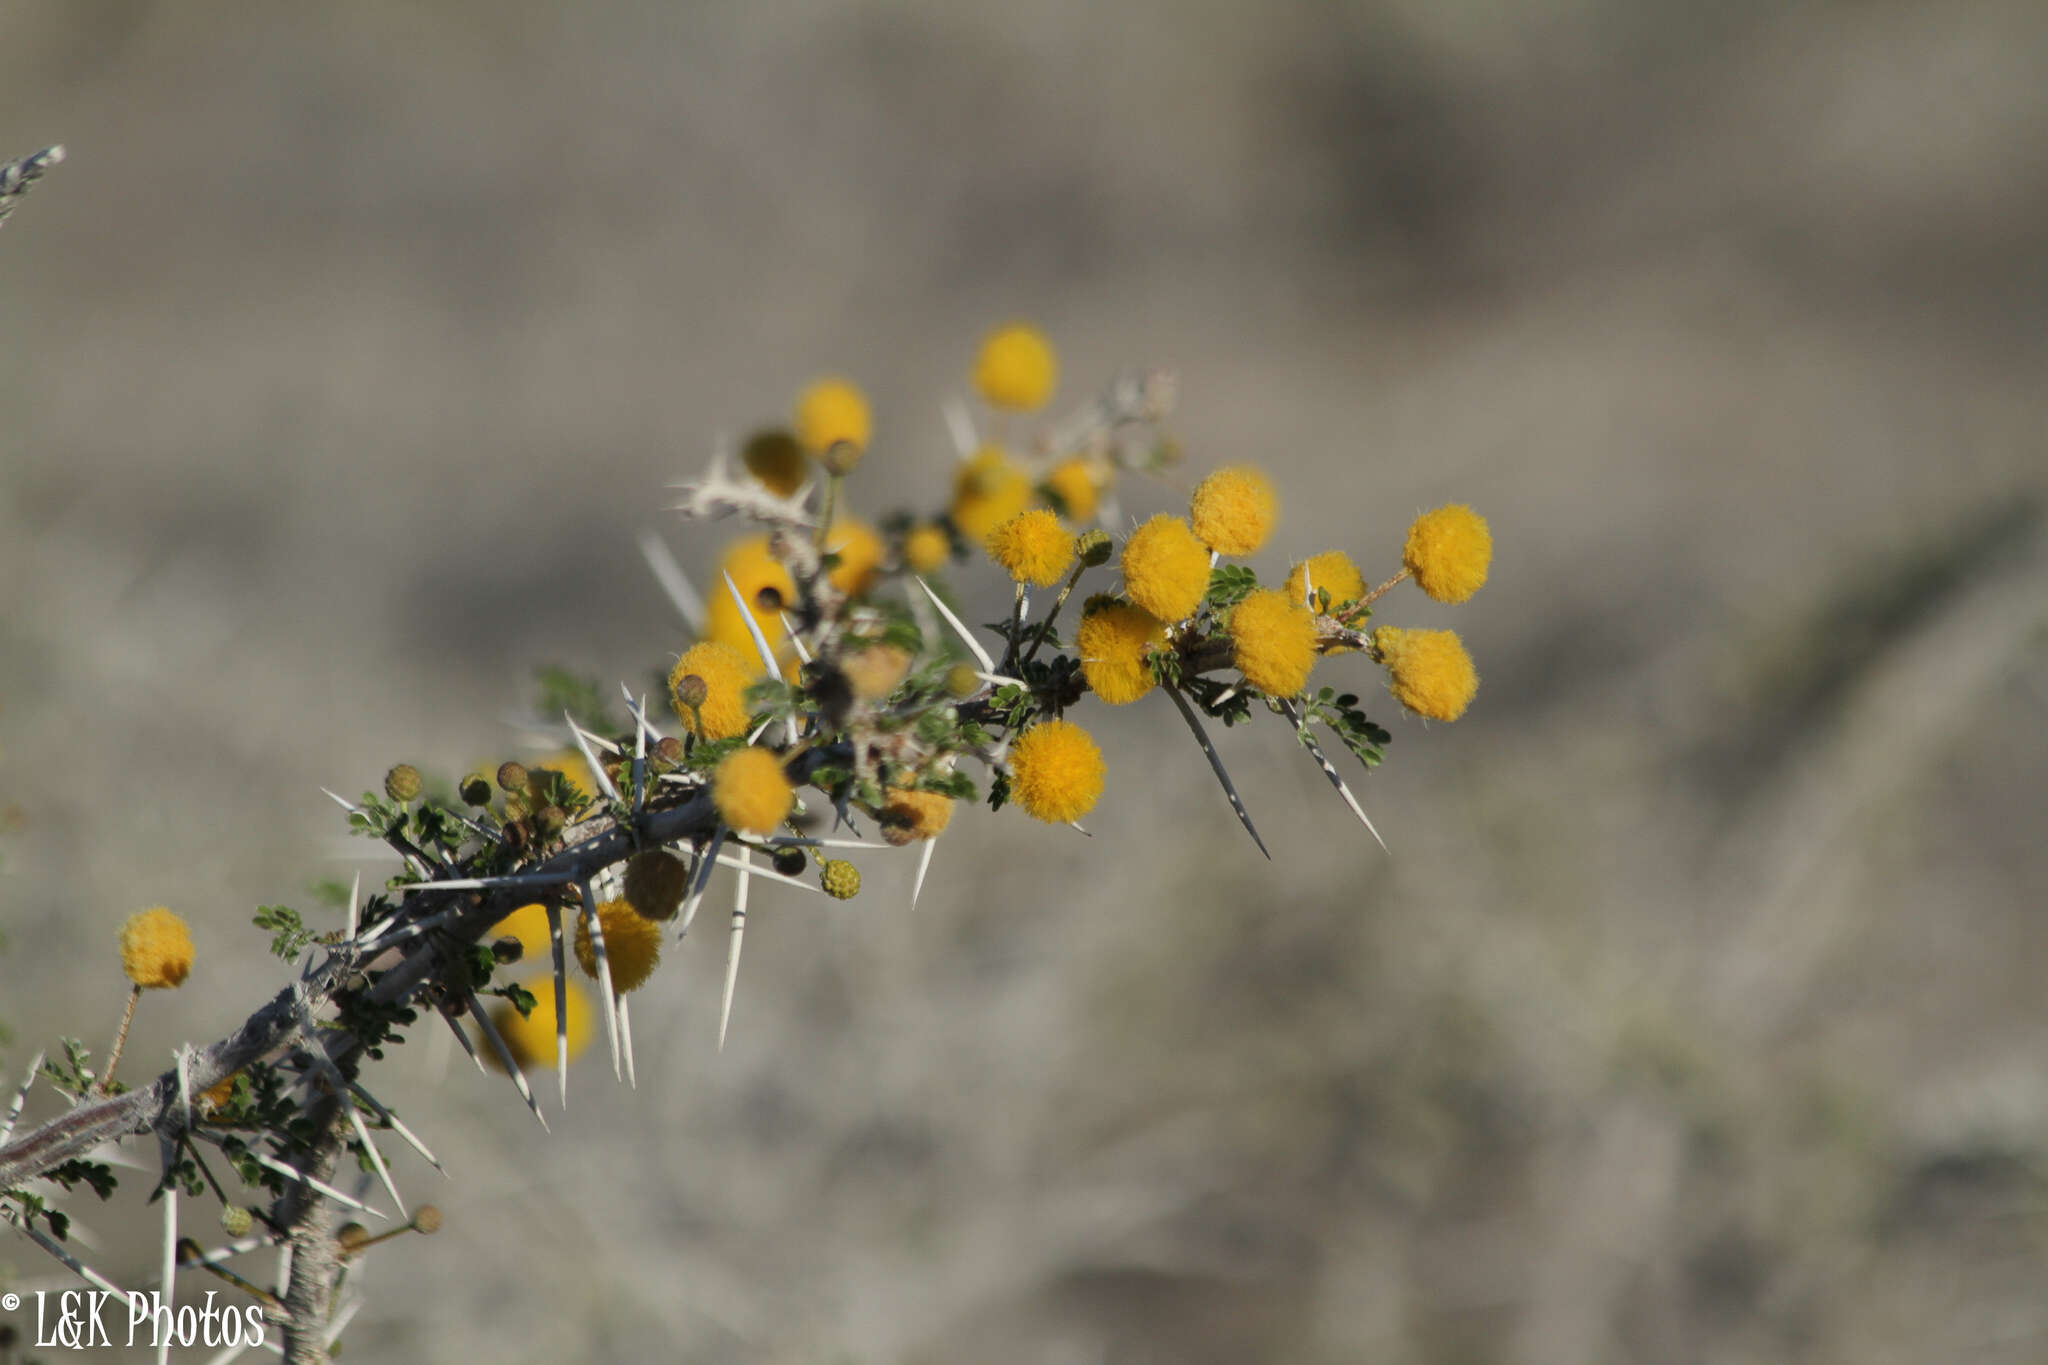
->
[3, 1, 2046, 1361]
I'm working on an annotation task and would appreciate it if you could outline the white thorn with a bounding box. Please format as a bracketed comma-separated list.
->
[719, 847, 753, 1050]
[1164, 684, 1271, 859]
[912, 840, 937, 912]
[637, 530, 706, 633]
[547, 902, 569, 1110]
[679, 828, 728, 934]
[565, 714, 623, 803]
[723, 570, 785, 681]
[345, 868, 362, 942]
[1, 1048, 45, 1144]
[462, 989, 550, 1132]
[577, 880, 624, 1083]
[1280, 699, 1389, 852]
[618, 995, 637, 1090]
[778, 611, 814, 665]
[157, 1138, 177, 1365]
[346, 1104, 406, 1220]
[943, 397, 978, 458]
[916, 577, 997, 673]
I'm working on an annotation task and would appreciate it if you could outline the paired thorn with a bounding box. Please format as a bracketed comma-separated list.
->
[1279, 699, 1388, 852]
[1163, 684, 1271, 859]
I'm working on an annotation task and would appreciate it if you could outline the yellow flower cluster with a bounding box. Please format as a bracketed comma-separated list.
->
[1190, 465, 1277, 556]
[878, 787, 955, 846]
[493, 978, 593, 1071]
[1043, 457, 1102, 521]
[1120, 515, 1209, 622]
[952, 447, 1034, 546]
[1009, 718, 1105, 824]
[1076, 598, 1164, 705]
[713, 747, 793, 834]
[903, 523, 952, 574]
[974, 323, 1058, 411]
[1374, 626, 1478, 721]
[706, 536, 797, 670]
[669, 640, 754, 739]
[573, 899, 663, 994]
[1230, 588, 1318, 697]
[1284, 550, 1365, 610]
[794, 377, 872, 457]
[987, 508, 1076, 587]
[1403, 504, 1492, 604]
[120, 907, 194, 989]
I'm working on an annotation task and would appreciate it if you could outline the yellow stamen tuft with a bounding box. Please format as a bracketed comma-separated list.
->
[1189, 465, 1278, 556]
[1009, 718, 1106, 824]
[120, 907, 194, 989]
[1076, 598, 1164, 705]
[878, 787, 955, 846]
[712, 747, 794, 835]
[1375, 626, 1479, 721]
[1230, 588, 1319, 697]
[973, 322, 1058, 412]
[1402, 504, 1492, 604]
[986, 508, 1077, 587]
[951, 446, 1035, 547]
[669, 641, 755, 739]
[1120, 515, 1209, 623]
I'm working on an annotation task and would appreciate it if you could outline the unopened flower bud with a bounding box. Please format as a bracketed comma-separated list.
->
[820, 438, 863, 476]
[384, 764, 422, 803]
[496, 761, 528, 793]
[412, 1205, 443, 1235]
[458, 772, 492, 806]
[772, 846, 808, 878]
[674, 673, 709, 710]
[654, 736, 684, 764]
[491, 936, 524, 965]
[336, 1222, 370, 1254]
[1077, 528, 1114, 567]
[821, 859, 861, 900]
[945, 664, 981, 698]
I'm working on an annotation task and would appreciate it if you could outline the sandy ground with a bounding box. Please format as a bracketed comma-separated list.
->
[3, 2, 2046, 1361]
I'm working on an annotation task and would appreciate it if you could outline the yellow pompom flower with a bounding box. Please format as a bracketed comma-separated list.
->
[1403, 504, 1492, 604]
[741, 428, 808, 497]
[840, 643, 912, 700]
[1375, 626, 1479, 721]
[952, 446, 1036, 547]
[1230, 588, 1319, 697]
[1043, 456, 1103, 522]
[573, 898, 663, 993]
[492, 978, 593, 1071]
[120, 907, 194, 989]
[1076, 598, 1164, 705]
[903, 523, 953, 574]
[973, 322, 1058, 411]
[1009, 718, 1106, 824]
[1120, 514, 1210, 622]
[713, 747, 794, 834]
[824, 518, 885, 596]
[489, 903, 557, 964]
[794, 377, 872, 456]
[669, 640, 754, 739]
[1189, 465, 1278, 556]
[1283, 550, 1367, 610]
[705, 536, 798, 671]
[878, 787, 955, 846]
[987, 508, 1077, 587]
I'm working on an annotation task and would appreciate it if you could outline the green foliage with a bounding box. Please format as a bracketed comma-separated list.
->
[39, 1038, 98, 1097]
[1298, 687, 1392, 769]
[535, 666, 621, 732]
[1203, 562, 1259, 610]
[253, 905, 317, 963]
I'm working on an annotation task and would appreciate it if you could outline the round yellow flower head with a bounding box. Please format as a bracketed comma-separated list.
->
[669, 640, 755, 739]
[1043, 456, 1103, 522]
[713, 747, 794, 834]
[573, 898, 663, 993]
[821, 859, 862, 900]
[973, 322, 1058, 411]
[1283, 550, 1367, 611]
[489, 903, 556, 964]
[1076, 598, 1164, 705]
[1403, 504, 1492, 604]
[622, 849, 691, 921]
[987, 508, 1077, 587]
[794, 377, 872, 458]
[952, 446, 1035, 547]
[903, 523, 953, 574]
[120, 907, 194, 989]
[1189, 465, 1278, 557]
[706, 536, 798, 671]
[1230, 588, 1319, 697]
[840, 643, 913, 700]
[1120, 514, 1210, 623]
[878, 787, 955, 846]
[1375, 626, 1479, 721]
[742, 428, 808, 498]
[492, 978, 593, 1071]
[1009, 718, 1106, 824]
[824, 518, 885, 596]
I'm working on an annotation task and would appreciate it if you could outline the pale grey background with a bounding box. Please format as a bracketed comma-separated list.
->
[3, 2, 2046, 1361]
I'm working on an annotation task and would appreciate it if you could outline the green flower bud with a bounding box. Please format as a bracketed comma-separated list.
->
[384, 764, 422, 803]
[821, 859, 861, 900]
